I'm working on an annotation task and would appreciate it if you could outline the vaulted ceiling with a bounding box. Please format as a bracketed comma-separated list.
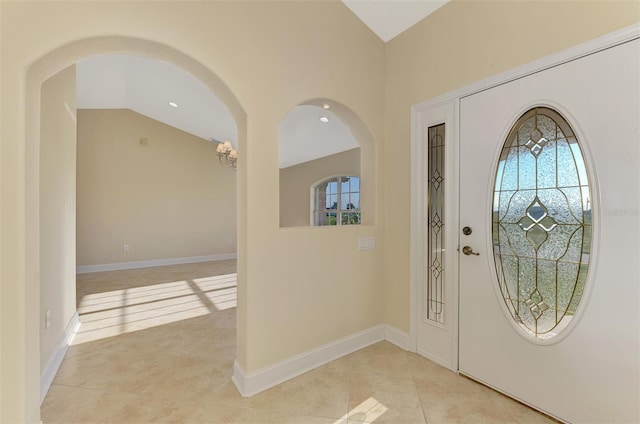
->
[75, 1, 448, 167]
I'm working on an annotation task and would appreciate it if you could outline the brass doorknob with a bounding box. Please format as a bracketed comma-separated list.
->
[462, 246, 480, 256]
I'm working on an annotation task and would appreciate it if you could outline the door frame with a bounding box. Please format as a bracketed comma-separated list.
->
[409, 23, 640, 367]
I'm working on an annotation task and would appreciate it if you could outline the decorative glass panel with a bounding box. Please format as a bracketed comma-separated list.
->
[492, 107, 592, 339]
[427, 124, 445, 324]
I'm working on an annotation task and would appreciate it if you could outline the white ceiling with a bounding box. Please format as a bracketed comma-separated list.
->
[77, 55, 359, 168]
[75, 3, 448, 167]
[279, 105, 359, 169]
[76, 55, 237, 145]
[342, 0, 449, 42]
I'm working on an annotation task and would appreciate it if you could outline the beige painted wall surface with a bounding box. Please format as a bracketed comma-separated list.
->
[40, 65, 77, 375]
[0, 1, 3, 418]
[77, 109, 237, 266]
[383, 0, 640, 332]
[229, 1, 385, 373]
[280, 148, 360, 227]
[0, 2, 384, 421]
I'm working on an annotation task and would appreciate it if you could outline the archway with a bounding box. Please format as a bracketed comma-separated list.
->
[278, 98, 376, 228]
[24, 36, 247, 420]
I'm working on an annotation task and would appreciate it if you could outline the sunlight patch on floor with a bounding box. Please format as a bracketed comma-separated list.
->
[334, 397, 388, 423]
[73, 273, 237, 344]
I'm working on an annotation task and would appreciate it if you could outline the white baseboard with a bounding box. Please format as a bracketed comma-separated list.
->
[76, 253, 237, 274]
[384, 325, 411, 351]
[232, 325, 386, 397]
[41, 312, 80, 404]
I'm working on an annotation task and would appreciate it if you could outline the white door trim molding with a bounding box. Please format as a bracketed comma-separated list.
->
[410, 23, 640, 363]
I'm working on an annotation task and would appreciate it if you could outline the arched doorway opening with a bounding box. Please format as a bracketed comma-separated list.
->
[24, 36, 247, 420]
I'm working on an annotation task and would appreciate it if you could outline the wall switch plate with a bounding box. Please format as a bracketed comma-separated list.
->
[123, 244, 129, 252]
[358, 236, 375, 250]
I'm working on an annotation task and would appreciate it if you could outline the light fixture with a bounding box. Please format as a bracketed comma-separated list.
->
[320, 116, 329, 123]
[216, 140, 238, 168]
[168, 101, 178, 108]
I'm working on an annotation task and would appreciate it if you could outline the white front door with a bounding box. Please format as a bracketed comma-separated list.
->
[459, 39, 639, 423]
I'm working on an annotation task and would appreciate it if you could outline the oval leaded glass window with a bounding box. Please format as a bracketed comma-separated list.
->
[492, 107, 592, 340]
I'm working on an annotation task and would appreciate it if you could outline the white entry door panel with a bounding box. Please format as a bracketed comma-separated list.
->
[459, 39, 639, 423]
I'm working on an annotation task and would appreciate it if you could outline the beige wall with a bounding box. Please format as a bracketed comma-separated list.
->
[77, 109, 237, 266]
[0, 2, 385, 421]
[383, 0, 640, 332]
[280, 148, 360, 227]
[39, 65, 77, 375]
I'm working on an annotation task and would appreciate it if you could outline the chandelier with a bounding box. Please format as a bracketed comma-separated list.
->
[216, 140, 238, 168]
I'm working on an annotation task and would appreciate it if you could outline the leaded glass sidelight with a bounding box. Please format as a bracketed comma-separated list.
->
[427, 124, 445, 324]
[492, 107, 592, 339]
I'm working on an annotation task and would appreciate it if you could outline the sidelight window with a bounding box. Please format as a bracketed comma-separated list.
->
[427, 124, 445, 324]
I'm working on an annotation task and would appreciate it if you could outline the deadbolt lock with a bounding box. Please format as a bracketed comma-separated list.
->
[462, 226, 472, 235]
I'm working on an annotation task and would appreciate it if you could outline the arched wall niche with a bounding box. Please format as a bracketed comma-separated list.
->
[23, 35, 248, 419]
[278, 97, 376, 227]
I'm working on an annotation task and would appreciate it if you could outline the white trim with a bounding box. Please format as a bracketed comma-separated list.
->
[231, 360, 250, 396]
[40, 312, 80, 404]
[409, 23, 640, 364]
[232, 325, 385, 397]
[384, 325, 411, 351]
[410, 100, 460, 370]
[76, 253, 237, 274]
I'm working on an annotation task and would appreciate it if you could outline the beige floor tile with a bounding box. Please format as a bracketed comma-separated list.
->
[268, 411, 340, 423]
[347, 373, 425, 424]
[349, 341, 413, 378]
[488, 389, 558, 424]
[406, 352, 458, 383]
[347, 407, 427, 424]
[247, 368, 350, 419]
[349, 373, 420, 409]
[415, 376, 507, 424]
[207, 380, 253, 410]
[41, 384, 197, 423]
[317, 353, 352, 374]
[186, 405, 272, 423]
[43, 260, 553, 424]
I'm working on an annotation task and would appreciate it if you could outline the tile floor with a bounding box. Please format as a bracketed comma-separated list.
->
[41, 260, 555, 423]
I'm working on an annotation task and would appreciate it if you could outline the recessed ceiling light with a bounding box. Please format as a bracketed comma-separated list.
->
[168, 101, 178, 108]
[320, 116, 329, 123]
[322, 103, 331, 110]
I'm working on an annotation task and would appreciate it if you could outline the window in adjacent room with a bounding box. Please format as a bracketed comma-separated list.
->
[312, 176, 361, 226]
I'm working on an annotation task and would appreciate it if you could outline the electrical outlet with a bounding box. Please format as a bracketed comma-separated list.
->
[45, 309, 51, 329]
[123, 244, 129, 252]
